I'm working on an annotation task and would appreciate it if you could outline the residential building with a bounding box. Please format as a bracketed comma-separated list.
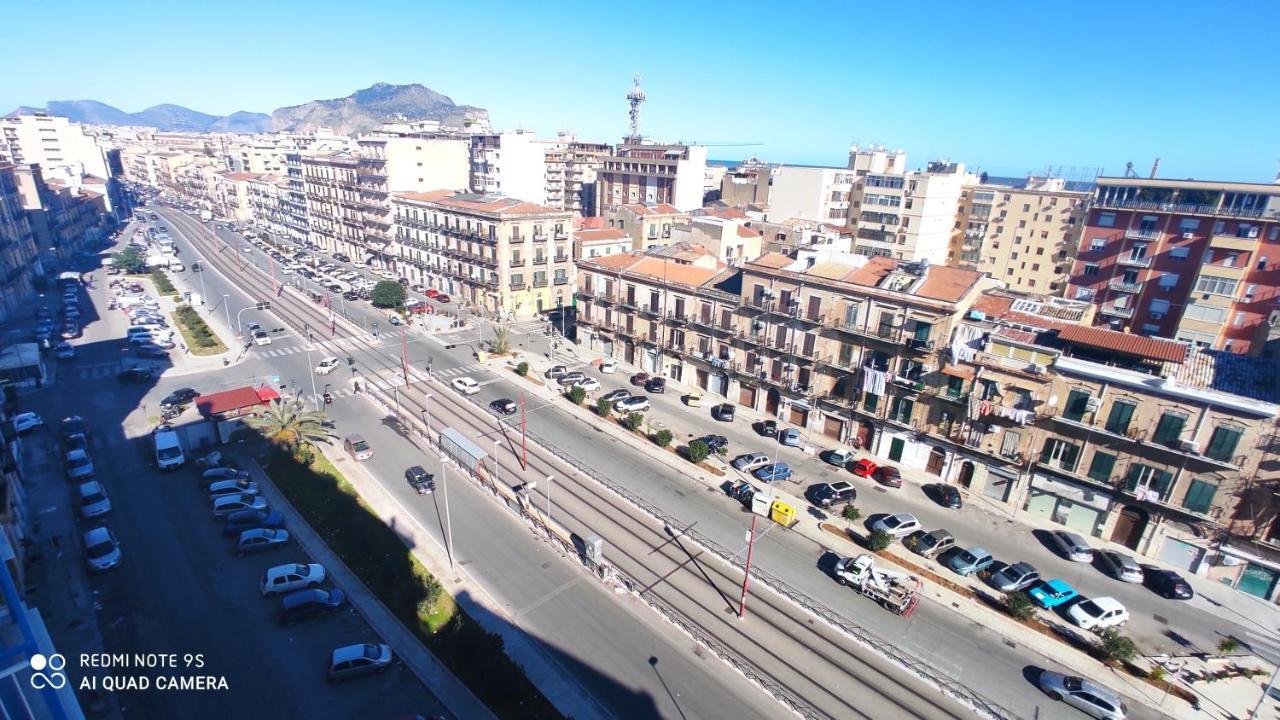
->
[754, 218, 854, 256]
[667, 216, 762, 265]
[719, 159, 772, 207]
[213, 172, 255, 222]
[560, 136, 610, 216]
[233, 136, 289, 174]
[11, 164, 107, 265]
[847, 144, 908, 178]
[951, 177, 1087, 294]
[1065, 177, 1280, 354]
[470, 131, 610, 213]
[0, 164, 40, 322]
[302, 152, 365, 259]
[767, 165, 855, 223]
[596, 142, 708, 213]
[0, 113, 112, 179]
[391, 191, 574, 318]
[848, 160, 976, 264]
[576, 228, 631, 260]
[247, 174, 291, 240]
[280, 152, 309, 245]
[606, 202, 688, 250]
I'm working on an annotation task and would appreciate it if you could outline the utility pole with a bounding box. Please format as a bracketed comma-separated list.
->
[439, 453, 454, 571]
[401, 328, 409, 383]
[520, 390, 528, 469]
[738, 514, 758, 619]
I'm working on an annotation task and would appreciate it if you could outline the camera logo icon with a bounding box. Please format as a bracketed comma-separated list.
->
[29, 654, 67, 689]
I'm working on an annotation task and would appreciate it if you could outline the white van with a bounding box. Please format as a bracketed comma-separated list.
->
[153, 428, 185, 470]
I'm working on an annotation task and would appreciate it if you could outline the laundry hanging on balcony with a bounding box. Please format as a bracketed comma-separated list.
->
[862, 367, 887, 396]
[950, 323, 985, 363]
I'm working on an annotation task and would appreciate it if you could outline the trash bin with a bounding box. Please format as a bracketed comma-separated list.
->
[770, 500, 796, 527]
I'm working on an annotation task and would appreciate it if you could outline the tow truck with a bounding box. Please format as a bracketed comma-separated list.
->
[832, 554, 921, 617]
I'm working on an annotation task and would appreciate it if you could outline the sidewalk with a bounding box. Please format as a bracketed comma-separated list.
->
[241, 452, 497, 720]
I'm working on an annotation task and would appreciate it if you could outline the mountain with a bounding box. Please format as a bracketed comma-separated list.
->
[270, 82, 489, 134]
[5, 99, 271, 133]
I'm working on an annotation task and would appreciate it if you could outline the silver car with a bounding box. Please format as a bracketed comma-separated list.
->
[1049, 530, 1094, 563]
[1096, 550, 1144, 583]
[1038, 670, 1126, 719]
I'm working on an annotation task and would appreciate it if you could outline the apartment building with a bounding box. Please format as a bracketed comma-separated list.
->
[560, 136, 610, 216]
[847, 144, 909, 178]
[951, 177, 1087, 294]
[767, 165, 855, 223]
[849, 161, 976, 264]
[667, 216, 762, 265]
[247, 174, 291, 240]
[0, 164, 40, 322]
[596, 142, 708, 213]
[302, 152, 365, 259]
[470, 131, 610, 213]
[0, 113, 112, 180]
[576, 228, 631, 259]
[719, 159, 772, 207]
[213, 171, 255, 222]
[605, 202, 688, 250]
[754, 218, 854, 256]
[1066, 177, 1280, 354]
[233, 136, 288, 174]
[12, 165, 107, 266]
[392, 191, 574, 318]
[280, 152, 309, 245]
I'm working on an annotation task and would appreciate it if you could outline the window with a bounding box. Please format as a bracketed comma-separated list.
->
[890, 396, 914, 424]
[1083, 264, 1099, 276]
[1104, 401, 1136, 435]
[863, 393, 879, 413]
[1170, 247, 1189, 260]
[1124, 464, 1173, 498]
[1039, 438, 1080, 472]
[1098, 213, 1116, 228]
[1087, 452, 1117, 484]
[999, 430, 1022, 459]
[1152, 412, 1187, 445]
[1182, 479, 1218, 514]
[1158, 273, 1179, 290]
[1195, 275, 1239, 296]
[1204, 426, 1242, 462]
[1149, 298, 1171, 316]
[1063, 389, 1091, 422]
[1179, 218, 1200, 233]
[1090, 238, 1106, 250]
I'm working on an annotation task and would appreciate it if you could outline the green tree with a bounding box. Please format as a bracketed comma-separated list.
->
[247, 400, 334, 450]
[1218, 637, 1240, 655]
[653, 429, 673, 447]
[841, 505, 861, 523]
[515, 361, 529, 376]
[565, 385, 586, 405]
[595, 397, 613, 416]
[490, 325, 511, 354]
[370, 280, 407, 308]
[1006, 592, 1038, 621]
[1098, 629, 1138, 664]
[867, 529, 893, 552]
[687, 439, 710, 464]
[114, 246, 147, 274]
[622, 412, 644, 431]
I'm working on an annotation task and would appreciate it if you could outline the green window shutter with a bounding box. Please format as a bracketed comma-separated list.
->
[1152, 470, 1174, 499]
[1153, 413, 1186, 445]
[1104, 402, 1135, 435]
[1123, 464, 1146, 491]
[913, 322, 932, 342]
[1204, 427, 1242, 462]
[1040, 440, 1055, 465]
[1060, 443, 1080, 472]
[864, 393, 878, 413]
[1064, 390, 1090, 422]
[1183, 479, 1218, 514]
[1087, 452, 1117, 484]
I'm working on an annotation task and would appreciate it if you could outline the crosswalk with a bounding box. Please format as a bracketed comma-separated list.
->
[506, 319, 548, 335]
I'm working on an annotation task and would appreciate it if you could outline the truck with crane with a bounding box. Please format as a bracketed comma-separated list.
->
[831, 554, 921, 617]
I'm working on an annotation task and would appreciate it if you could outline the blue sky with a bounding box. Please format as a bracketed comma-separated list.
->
[6, 0, 1279, 180]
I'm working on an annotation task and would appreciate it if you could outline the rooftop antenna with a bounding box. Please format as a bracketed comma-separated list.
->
[626, 72, 646, 143]
[1149, 157, 1161, 179]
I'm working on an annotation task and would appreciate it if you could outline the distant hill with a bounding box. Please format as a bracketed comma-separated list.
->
[270, 82, 489, 134]
[8, 82, 488, 136]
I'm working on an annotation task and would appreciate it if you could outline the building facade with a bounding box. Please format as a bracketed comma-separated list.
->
[596, 143, 708, 213]
[767, 165, 854, 223]
[0, 164, 41, 322]
[302, 153, 365, 259]
[848, 161, 976, 264]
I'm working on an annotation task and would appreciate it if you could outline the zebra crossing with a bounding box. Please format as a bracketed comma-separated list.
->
[506, 319, 548, 335]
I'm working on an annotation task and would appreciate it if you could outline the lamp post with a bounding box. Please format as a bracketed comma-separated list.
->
[545, 475, 555, 533]
[422, 394, 433, 437]
[222, 294, 232, 336]
[304, 348, 320, 411]
[439, 453, 454, 571]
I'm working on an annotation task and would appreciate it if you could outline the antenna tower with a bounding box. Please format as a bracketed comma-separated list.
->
[626, 72, 646, 142]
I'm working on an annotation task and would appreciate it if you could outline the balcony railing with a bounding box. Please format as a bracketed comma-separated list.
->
[1098, 198, 1277, 220]
[666, 311, 691, 326]
[1123, 228, 1160, 241]
[1099, 303, 1134, 319]
[533, 279, 549, 288]
[1116, 255, 1152, 268]
[1107, 279, 1144, 294]
[906, 338, 934, 352]
[826, 314, 900, 342]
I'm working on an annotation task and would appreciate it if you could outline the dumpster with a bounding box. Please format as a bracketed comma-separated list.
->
[770, 500, 796, 527]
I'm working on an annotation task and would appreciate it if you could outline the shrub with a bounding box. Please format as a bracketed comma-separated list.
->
[515, 361, 529, 377]
[841, 505, 861, 523]
[653, 429, 673, 447]
[151, 269, 177, 295]
[565, 385, 586, 405]
[867, 529, 893, 552]
[1006, 592, 1038, 621]
[1218, 637, 1240, 655]
[113, 246, 147, 274]
[1148, 665, 1167, 683]
[1099, 629, 1138, 664]
[370, 280, 406, 308]
[687, 439, 710, 464]
[490, 325, 511, 354]
[595, 397, 612, 416]
[622, 412, 643, 431]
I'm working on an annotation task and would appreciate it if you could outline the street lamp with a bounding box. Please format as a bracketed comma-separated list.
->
[422, 394, 433, 437]
[439, 453, 454, 571]
[545, 474, 555, 533]
[305, 348, 319, 411]
[222, 294, 232, 336]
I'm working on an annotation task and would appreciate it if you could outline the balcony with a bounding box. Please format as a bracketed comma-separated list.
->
[1107, 279, 1144, 294]
[1098, 197, 1276, 220]
[906, 338, 934, 353]
[532, 256, 549, 265]
[666, 311, 691, 326]
[637, 305, 661, 320]
[892, 375, 926, 393]
[1210, 233, 1259, 252]
[553, 255, 569, 264]
[555, 230, 569, 240]
[510, 281, 526, 291]
[1099, 303, 1134, 319]
[533, 279, 549, 288]
[1116, 255, 1152, 268]
[510, 235, 526, 243]
[826, 314, 900, 343]
[532, 232, 548, 242]
[594, 292, 615, 306]
[971, 351, 1053, 380]
[1123, 227, 1160, 241]
[553, 276, 568, 285]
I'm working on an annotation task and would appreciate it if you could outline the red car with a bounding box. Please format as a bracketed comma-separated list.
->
[875, 465, 903, 488]
[630, 372, 649, 386]
[850, 458, 878, 478]
[436, 294, 451, 304]
[425, 289, 440, 299]
[409, 304, 433, 315]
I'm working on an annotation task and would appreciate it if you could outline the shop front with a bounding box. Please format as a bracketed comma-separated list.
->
[1024, 470, 1113, 538]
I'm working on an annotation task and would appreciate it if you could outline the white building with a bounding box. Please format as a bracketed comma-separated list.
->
[767, 165, 855, 223]
[0, 113, 112, 180]
[850, 159, 977, 265]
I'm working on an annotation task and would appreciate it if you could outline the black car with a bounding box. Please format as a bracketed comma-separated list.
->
[490, 398, 518, 415]
[160, 387, 201, 410]
[711, 403, 735, 422]
[334, 253, 351, 263]
[278, 588, 347, 626]
[405, 466, 435, 495]
[695, 434, 729, 453]
[221, 509, 285, 537]
[117, 367, 154, 383]
[806, 481, 858, 508]
[343, 291, 360, 301]
[756, 420, 779, 438]
[135, 345, 169, 358]
[930, 484, 962, 509]
[644, 377, 666, 394]
[601, 389, 630, 404]
[1145, 568, 1194, 599]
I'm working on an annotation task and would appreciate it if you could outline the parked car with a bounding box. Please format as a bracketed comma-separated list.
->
[825, 448, 855, 468]
[1144, 568, 1194, 600]
[425, 288, 439, 298]
[235, 528, 290, 556]
[779, 428, 802, 447]
[135, 344, 169, 358]
[601, 389, 630, 404]
[756, 420, 778, 438]
[1048, 530, 1095, 563]
[644, 377, 666, 394]
[929, 483, 961, 507]
[208, 479, 260, 499]
[12, 412, 43, 434]
[875, 466, 904, 488]
[260, 563, 326, 596]
[405, 466, 434, 495]
[578, 378, 601, 392]
[613, 395, 650, 413]
[201, 468, 249, 486]
[490, 398, 517, 415]
[544, 365, 568, 380]
[1066, 596, 1130, 631]
[944, 546, 994, 577]
[55, 342, 76, 359]
[989, 561, 1041, 592]
[629, 372, 649, 386]
[807, 481, 857, 508]
[315, 356, 341, 375]
[65, 433, 88, 453]
[222, 510, 285, 537]
[1096, 550, 1144, 583]
[343, 434, 373, 461]
[65, 449, 95, 480]
[600, 359, 617, 373]
[451, 377, 480, 395]
[732, 453, 771, 472]
[872, 513, 921, 537]
[160, 388, 200, 410]
[326, 643, 392, 684]
[694, 434, 728, 453]
[908, 528, 956, 559]
[1038, 671, 1127, 720]
[850, 458, 877, 477]
[557, 371, 586, 386]
[754, 463, 793, 483]
[212, 493, 268, 518]
[1027, 579, 1080, 609]
[435, 294, 450, 304]
[83, 527, 121, 573]
[279, 588, 347, 626]
[77, 481, 112, 518]
[61, 416, 87, 443]
[711, 403, 735, 422]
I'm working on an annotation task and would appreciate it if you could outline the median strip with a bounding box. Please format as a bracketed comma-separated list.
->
[171, 305, 226, 355]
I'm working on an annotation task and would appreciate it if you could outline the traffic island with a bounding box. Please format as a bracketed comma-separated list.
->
[171, 305, 227, 355]
[262, 447, 561, 720]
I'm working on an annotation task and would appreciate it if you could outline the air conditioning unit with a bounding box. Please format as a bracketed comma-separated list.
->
[1181, 232, 1194, 240]
[1028, 363, 1045, 374]
[1218, 554, 1244, 567]
[1247, 229, 1260, 238]
[1085, 398, 1101, 411]
[1175, 439, 1198, 453]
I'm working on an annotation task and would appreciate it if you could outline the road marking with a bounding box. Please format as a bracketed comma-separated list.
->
[513, 576, 585, 618]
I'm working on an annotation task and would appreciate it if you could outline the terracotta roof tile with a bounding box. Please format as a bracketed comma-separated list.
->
[586, 253, 643, 270]
[394, 189, 454, 204]
[915, 265, 982, 303]
[577, 228, 627, 242]
[1056, 325, 1187, 363]
[751, 252, 793, 269]
[621, 202, 682, 216]
[843, 256, 895, 286]
[628, 257, 721, 286]
[736, 225, 761, 238]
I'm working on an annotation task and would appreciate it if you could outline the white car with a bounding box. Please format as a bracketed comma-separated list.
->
[1066, 597, 1130, 631]
[78, 481, 112, 518]
[451, 377, 480, 395]
[578, 378, 601, 392]
[315, 356, 341, 375]
[871, 513, 921, 537]
[260, 562, 326, 597]
[83, 527, 121, 573]
[212, 493, 268, 518]
[66, 449, 95, 480]
[252, 330, 272, 346]
[12, 412, 43, 434]
[614, 395, 651, 413]
[207, 479, 260, 498]
[600, 359, 617, 374]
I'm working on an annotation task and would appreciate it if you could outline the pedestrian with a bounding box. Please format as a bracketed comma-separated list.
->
[353, 380, 361, 394]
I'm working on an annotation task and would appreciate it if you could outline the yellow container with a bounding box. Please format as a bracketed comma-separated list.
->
[770, 500, 795, 527]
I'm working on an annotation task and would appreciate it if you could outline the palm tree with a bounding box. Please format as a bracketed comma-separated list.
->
[248, 400, 334, 450]
[490, 324, 511, 354]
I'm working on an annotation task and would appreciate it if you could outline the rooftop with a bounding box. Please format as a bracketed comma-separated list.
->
[577, 228, 628, 242]
[431, 192, 565, 216]
[1056, 325, 1187, 364]
[619, 202, 683, 216]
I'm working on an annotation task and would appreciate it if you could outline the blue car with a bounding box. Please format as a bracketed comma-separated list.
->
[779, 428, 802, 447]
[944, 546, 994, 577]
[1027, 578, 1079, 609]
[754, 463, 793, 482]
